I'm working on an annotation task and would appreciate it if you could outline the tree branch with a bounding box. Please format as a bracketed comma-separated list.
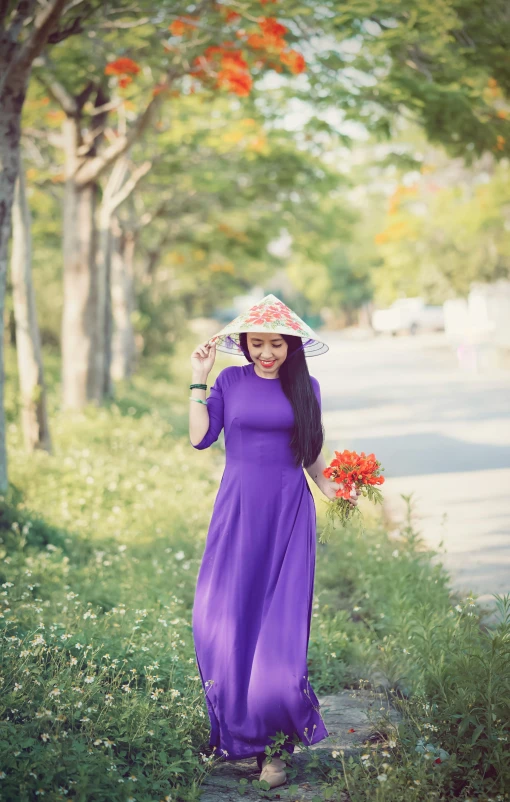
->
[4, 0, 36, 40]
[98, 16, 151, 29]
[14, 0, 69, 74]
[404, 44, 434, 82]
[88, 98, 124, 116]
[35, 52, 77, 115]
[74, 93, 162, 186]
[0, 1, 35, 90]
[76, 124, 107, 156]
[22, 126, 65, 150]
[47, 13, 84, 44]
[75, 79, 96, 110]
[109, 160, 152, 214]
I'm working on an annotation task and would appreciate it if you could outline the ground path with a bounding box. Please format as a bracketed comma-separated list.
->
[199, 328, 509, 799]
[313, 329, 510, 615]
[199, 688, 401, 801]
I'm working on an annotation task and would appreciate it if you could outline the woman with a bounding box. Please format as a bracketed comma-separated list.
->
[188, 295, 360, 789]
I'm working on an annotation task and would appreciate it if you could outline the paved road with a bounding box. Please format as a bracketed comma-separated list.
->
[312, 330, 510, 613]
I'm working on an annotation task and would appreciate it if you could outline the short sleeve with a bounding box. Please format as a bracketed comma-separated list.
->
[190, 369, 226, 450]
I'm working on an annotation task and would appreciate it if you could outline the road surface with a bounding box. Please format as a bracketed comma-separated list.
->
[312, 330, 510, 615]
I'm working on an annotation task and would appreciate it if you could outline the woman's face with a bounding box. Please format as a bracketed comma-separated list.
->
[247, 332, 288, 376]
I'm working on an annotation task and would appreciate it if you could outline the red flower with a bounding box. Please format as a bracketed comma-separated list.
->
[280, 49, 306, 74]
[246, 33, 268, 50]
[170, 19, 186, 35]
[246, 16, 287, 52]
[221, 51, 249, 71]
[218, 69, 252, 96]
[169, 17, 196, 36]
[118, 76, 133, 89]
[204, 45, 224, 59]
[197, 46, 253, 96]
[259, 17, 287, 37]
[323, 450, 385, 506]
[329, 450, 384, 484]
[104, 57, 141, 77]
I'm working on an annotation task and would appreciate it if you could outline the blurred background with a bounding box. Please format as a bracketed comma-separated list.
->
[3, 0, 509, 610]
[2, 4, 510, 797]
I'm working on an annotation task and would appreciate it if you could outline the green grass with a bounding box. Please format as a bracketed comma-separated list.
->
[1, 339, 509, 801]
[312, 506, 510, 801]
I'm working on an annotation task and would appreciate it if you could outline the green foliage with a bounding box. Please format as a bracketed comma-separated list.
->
[314, 496, 510, 799]
[372, 149, 510, 303]
[21, 78, 360, 340]
[303, 0, 510, 162]
[2, 341, 508, 799]
[13, 0, 510, 348]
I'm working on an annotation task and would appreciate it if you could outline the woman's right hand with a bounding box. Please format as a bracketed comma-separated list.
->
[191, 340, 216, 378]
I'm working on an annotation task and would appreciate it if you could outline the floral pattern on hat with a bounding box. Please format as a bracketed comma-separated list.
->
[207, 293, 329, 356]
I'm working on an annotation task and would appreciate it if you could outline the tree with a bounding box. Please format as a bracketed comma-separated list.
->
[32, 0, 309, 408]
[372, 145, 510, 302]
[298, 0, 510, 162]
[10, 156, 52, 453]
[0, 0, 86, 490]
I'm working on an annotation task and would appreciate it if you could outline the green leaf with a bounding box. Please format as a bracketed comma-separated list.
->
[458, 716, 474, 737]
[471, 724, 484, 744]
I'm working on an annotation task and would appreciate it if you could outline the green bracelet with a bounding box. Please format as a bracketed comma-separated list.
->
[189, 397, 208, 405]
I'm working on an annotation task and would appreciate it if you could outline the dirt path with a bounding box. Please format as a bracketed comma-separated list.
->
[199, 688, 401, 801]
[312, 330, 510, 613]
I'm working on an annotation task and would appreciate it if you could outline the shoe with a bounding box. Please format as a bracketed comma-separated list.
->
[259, 756, 287, 789]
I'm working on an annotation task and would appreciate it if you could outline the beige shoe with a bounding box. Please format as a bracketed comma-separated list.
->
[259, 756, 287, 789]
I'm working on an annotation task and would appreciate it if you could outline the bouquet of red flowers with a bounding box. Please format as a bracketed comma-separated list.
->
[319, 449, 385, 544]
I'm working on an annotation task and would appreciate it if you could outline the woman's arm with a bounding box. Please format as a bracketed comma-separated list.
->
[306, 376, 359, 505]
[305, 376, 336, 498]
[189, 340, 225, 449]
[189, 367, 211, 447]
[304, 451, 330, 494]
[305, 452, 360, 504]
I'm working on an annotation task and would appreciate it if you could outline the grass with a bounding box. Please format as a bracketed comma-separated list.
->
[0, 338, 509, 802]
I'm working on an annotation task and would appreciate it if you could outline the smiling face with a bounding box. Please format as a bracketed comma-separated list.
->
[247, 332, 288, 377]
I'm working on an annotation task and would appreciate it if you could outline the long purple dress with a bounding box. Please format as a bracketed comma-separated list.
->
[190, 361, 329, 762]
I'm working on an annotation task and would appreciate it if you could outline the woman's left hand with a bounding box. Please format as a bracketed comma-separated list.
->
[321, 479, 361, 505]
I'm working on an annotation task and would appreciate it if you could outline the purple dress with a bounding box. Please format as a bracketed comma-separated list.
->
[190, 361, 329, 762]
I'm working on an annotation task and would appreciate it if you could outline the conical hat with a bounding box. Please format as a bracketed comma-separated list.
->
[207, 293, 329, 356]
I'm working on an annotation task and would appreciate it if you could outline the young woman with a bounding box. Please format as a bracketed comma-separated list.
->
[189, 296, 359, 789]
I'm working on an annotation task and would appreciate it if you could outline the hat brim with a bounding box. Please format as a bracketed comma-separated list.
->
[208, 330, 329, 356]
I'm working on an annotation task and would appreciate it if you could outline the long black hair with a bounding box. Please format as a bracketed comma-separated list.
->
[239, 331, 324, 469]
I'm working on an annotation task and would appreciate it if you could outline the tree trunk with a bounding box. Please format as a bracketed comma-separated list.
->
[61, 118, 104, 408]
[0, 0, 68, 484]
[11, 158, 52, 453]
[103, 230, 113, 398]
[97, 201, 113, 399]
[111, 219, 137, 381]
[61, 177, 101, 407]
[97, 157, 150, 393]
[0, 76, 28, 490]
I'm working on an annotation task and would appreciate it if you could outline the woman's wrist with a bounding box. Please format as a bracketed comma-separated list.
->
[307, 471, 327, 493]
[191, 373, 209, 384]
[317, 477, 331, 494]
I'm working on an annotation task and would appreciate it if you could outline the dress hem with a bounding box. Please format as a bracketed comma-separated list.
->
[208, 725, 330, 763]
